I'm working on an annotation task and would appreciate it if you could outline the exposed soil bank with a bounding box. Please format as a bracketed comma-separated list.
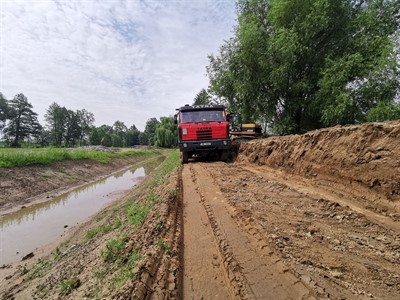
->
[0, 152, 158, 215]
[237, 121, 400, 215]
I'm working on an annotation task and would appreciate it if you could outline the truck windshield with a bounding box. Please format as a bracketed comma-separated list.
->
[180, 110, 225, 123]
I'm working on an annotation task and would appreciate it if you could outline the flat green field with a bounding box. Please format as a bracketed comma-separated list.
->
[0, 148, 160, 168]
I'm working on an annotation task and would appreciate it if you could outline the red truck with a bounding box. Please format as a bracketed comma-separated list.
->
[174, 104, 232, 163]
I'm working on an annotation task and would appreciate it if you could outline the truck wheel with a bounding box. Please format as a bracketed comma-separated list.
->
[182, 152, 189, 164]
[220, 150, 228, 162]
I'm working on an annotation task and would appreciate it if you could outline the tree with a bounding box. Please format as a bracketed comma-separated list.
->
[89, 128, 101, 145]
[144, 117, 160, 146]
[113, 120, 128, 135]
[138, 132, 148, 145]
[45, 104, 95, 147]
[193, 89, 211, 105]
[101, 133, 112, 147]
[64, 109, 81, 147]
[45, 102, 68, 147]
[3, 93, 41, 147]
[0, 92, 9, 131]
[367, 101, 400, 122]
[125, 125, 141, 146]
[111, 133, 123, 147]
[155, 116, 177, 148]
[77, 109, 94, 145]
[208, 0, 400, 134]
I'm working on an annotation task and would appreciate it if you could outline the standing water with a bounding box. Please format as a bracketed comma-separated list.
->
[0, 157, 164, 265]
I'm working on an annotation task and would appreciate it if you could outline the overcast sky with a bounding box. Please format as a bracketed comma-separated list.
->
[0, 0, 236, 131]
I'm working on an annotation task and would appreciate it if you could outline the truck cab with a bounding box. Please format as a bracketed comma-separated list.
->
[174, 104, 231, 163]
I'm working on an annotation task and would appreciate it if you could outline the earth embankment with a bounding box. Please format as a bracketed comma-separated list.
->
[237, 121, 400, 216]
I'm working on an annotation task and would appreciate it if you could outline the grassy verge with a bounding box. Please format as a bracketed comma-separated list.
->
[0, 148, 160, 167]
[90, 149, 181, 291]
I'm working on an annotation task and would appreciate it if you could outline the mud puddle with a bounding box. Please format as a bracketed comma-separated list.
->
[0, 157, 164, 265]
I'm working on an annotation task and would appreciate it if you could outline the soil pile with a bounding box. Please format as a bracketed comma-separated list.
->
[237, 121, 400, 212]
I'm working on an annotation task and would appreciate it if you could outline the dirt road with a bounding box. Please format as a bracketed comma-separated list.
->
[181, 161, 400, 299]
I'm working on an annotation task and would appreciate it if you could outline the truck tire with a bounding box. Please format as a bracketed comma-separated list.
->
[220, 150, 228, 162]
[182, 152, 189, 164]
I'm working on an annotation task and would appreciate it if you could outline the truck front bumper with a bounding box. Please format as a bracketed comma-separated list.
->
[178, 139, 231, 152]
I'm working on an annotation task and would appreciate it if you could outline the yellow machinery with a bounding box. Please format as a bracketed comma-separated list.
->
[228, 113, 262, 139]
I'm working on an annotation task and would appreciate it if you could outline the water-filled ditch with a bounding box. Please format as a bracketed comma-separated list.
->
[0, 156, 164, 265]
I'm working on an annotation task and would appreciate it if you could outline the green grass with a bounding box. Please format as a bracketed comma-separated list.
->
[144, 149, 180, 190]
[59, 277, 80, 295]
[100, 234, 128, 262]
[157, 239, 172, 254]
[126, 201, 150, 225]
[0, 148, 160, 167]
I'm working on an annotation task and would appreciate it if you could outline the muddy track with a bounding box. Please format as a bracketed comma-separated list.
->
[181, 162, 400, 299]
[182, 163, 318, 299]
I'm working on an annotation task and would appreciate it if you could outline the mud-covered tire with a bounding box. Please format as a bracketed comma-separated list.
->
[182, 152, 189, 164]
[220, 150, 228, 162]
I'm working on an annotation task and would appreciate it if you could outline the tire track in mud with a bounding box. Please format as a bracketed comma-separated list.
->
[182, 163, 317, 299]
[207, 163, 400, 299]
[241, 165, 400, 233]
[182, 165, 233, 299]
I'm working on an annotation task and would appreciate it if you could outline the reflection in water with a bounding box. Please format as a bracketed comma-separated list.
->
[0, 156, 164, 265]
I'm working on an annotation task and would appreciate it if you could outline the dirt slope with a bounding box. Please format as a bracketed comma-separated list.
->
[237, 121, 400, 216]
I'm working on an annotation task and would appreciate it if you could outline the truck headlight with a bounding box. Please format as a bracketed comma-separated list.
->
[183, 143, 187, 147]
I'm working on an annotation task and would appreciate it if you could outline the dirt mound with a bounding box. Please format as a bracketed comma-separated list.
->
[237, 121, 400, 212]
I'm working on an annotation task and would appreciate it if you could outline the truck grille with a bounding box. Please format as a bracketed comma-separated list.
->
[196, 128, 212, 140]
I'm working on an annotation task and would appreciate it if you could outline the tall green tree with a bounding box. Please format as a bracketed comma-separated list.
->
[208, 0, 400, 134]
[76, 109, 94, 145]
[3, 93, 41, 147]
[193, 89, 211, 105]
[101, 133, 112, 147]
[155, 116, 178, 148]
[0, 92, 9, 131]
[64, 110, 81, 147]
[111, 133, 123, 147]
[89, 128, 101, 145]
[366, 101, 400, 122]
[144, 117, 160, 146]
[45, 102, 68, 147]
[138, 132, 148, 145]
[113, 120, 128, 134]
[125, 125, 141, 146]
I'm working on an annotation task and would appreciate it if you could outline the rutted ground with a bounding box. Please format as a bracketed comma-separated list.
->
[180, 121, 400, 299]
[1, 121, 400, 299]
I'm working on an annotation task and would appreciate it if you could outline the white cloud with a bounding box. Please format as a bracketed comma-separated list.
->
[0, 0, 236, 131]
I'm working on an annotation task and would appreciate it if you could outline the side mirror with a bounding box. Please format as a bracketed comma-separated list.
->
[174, 114, 178, 124]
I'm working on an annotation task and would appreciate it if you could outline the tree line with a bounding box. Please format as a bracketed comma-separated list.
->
[204, 0, 400, 135]
[0, 92, 177, 148]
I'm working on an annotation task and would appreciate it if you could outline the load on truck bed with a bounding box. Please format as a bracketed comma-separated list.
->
[174, 104, 232, 163]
